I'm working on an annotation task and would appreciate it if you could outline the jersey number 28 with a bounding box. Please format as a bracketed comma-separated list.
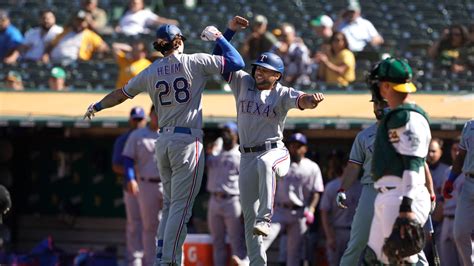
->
[156, 77, 190, 105]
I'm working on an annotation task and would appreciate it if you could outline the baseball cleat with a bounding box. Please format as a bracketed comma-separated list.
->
[252, 221, 271, 237]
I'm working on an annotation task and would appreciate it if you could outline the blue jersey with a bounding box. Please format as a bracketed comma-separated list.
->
[112, 131, 132, 168]
[0, 24, 24, 59]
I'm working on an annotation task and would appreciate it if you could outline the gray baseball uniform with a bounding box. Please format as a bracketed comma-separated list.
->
[122, 127, 163, 266]
[123, 52, 225, 265]
[321, 177, 362, 266]
[263, 158, 324, 266]
[206, 145, 247, 265]
[340, 123, 378, 266]
[453, 119, 474, 266]
[440, 166, 464, 266]
[227, 70, 305, 265]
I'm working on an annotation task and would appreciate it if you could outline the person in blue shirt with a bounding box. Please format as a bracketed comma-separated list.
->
[0, 10, 23, 64]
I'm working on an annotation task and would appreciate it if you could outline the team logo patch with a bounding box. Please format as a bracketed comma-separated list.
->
[388, 129, 400, 143]
[403, 130, 420, 148]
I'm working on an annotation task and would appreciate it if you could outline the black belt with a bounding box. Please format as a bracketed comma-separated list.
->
[444, 215, 455, 219]
[242, 142, 277, 153]
[335, 226, 352, 230]
[212, 192, 237, 199]
[160, 127, 192, 135]
[276, 202, 304, 210]
[466, 173, 474, 178]
[139, 177, 161, 183]
[377, 186, 396, 193]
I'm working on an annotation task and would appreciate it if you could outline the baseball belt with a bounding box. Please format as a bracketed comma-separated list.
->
[139, 177, 161, 183]
[242, 142, 278, 153]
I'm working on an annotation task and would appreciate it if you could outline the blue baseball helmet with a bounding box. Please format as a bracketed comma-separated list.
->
[156, 24, 186, 42]
[252, 52, 284, 74]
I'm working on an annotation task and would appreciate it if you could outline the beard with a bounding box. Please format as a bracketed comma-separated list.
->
[290, 154, 302, 163]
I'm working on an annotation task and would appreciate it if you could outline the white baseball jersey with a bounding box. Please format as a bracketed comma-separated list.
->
[349, 123, 377, 184]
[275, 158, 324, 206]
[227, 70, 304, 147]
[206, 145, 241, 195]
[122, 127, 160, 178]
[123, 53, 224, 129]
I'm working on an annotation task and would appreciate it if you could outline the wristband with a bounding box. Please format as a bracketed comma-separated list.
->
[93, 102, 103, 112]
[337, 188, 345, 193]
[399, 196, 413, 212]
[430, 194, 435, 202]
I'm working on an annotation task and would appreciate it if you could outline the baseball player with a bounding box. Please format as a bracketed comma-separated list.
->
[122, 106, 163, 266]
[212, 16, 325, 265]
[84, 23, 245, 266]
[321, 151, 361, 266]
[442, 119, 474, 266]
[111, 106, 146, 266]
[439, 137, 463, 266]
[365, 58, 431, 264]
[206, 121, 247, 265]
[262, 133, 324, 266]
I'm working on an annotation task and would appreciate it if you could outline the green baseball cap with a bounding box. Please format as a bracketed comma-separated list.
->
[376, 58, 417, 93]
[310, 15, 333, 28]
[50, 67, 66, 79]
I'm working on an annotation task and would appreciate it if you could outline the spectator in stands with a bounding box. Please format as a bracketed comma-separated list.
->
[310, 14, 333, 53]
[3, 70, 24, 90]
[335, 1, 383, 52]
[116, 0, 178, 36]
[315, 32, 355, 87]
[113, 40, 151, 88]
[241, 14, 278, 62]
[452, 24, 474, 73]
[271, 23, 312, 87]
[42, 10, 109, 65]
[20, 9, 63, 62]
[81, 0, 109, 34]
[0, 9, 23, 64]
[48, 67, 67, 91]
[429, 24, 469, 70]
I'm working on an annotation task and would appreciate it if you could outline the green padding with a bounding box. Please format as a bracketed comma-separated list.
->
[402, 156, 425, 172]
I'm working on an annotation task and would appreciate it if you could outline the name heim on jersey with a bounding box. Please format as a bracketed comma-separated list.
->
[157, 63, 181, 76]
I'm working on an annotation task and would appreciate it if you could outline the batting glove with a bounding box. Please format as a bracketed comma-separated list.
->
[336, 188, 347, 209]
[304, 208, 314, 225]
[83, 102, 102, 120]
[442, 180, 454, 199]
[201, 26, 222, 41]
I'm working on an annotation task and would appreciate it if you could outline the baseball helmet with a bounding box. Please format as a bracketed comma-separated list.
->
[156, 24, 186, 42]
[368, 57, 417, 93]
[251, 52, 284, 80]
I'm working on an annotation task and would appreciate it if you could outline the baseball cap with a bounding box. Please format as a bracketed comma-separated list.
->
[346, 1, 361, 11]
[130, 106, 145, 120]
[310, 15, 333, 28]
[288, 133, 307, 145]
[0, 9, 9, 20]
[5, 71, 22, 82]
[253, 14, 268, 25]
[375, 58, 417, 93]
[50, 67, 66, 79]
[223, 121, 238, 134]
[75, 10, 87, 20]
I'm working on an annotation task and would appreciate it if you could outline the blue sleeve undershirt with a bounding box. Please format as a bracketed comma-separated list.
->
[213, 29, 239, 81]
[123, 156, 136, 182]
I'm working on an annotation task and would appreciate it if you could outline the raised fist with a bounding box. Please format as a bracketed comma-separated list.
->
[229, 16, 249, 31]
[201, 26, 222, 41]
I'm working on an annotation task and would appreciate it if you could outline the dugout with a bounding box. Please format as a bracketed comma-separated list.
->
[0, 90, 471, 258]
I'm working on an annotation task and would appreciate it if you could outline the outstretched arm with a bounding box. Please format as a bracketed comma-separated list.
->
[298, 93, 325, 110]
[83, 89, 129, 119]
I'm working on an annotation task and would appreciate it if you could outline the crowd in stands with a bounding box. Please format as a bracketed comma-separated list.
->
[0, 0, 473, 91]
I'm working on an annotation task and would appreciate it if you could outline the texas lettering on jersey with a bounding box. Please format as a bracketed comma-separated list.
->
[239, 99, 277, 118]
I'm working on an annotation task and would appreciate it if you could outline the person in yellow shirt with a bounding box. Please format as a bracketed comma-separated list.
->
[113, 40, 152, 88]
[315, 31, 355, 87]
[42, 10, 109, 65]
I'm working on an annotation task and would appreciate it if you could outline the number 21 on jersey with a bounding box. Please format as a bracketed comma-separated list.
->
[156, 77, 190, 106]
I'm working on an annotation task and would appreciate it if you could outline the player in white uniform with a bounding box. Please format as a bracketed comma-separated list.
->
[206, 121, 247, 265]
[83, 24, 245, 265]
[366, 58, 431, 264]
[122, 106, 163, 266]
[112, 107, 146, 266]
[262, 133, 324, 266]
[439, 138, 463, 266]
[212, 16, 325, 265]
[443, 119, 474, 266]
